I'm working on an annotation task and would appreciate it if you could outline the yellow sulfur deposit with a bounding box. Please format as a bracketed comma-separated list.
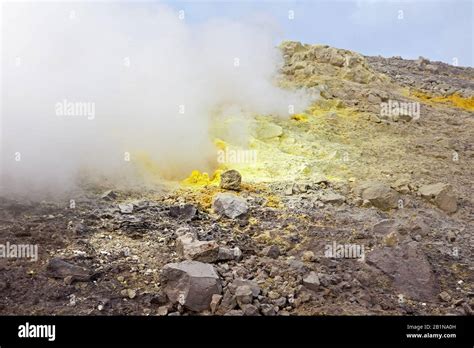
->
[290, 113, 309, 122]
[181, 169, 222, 186]
[412, 91, 474, 111]
[213, 138, 228, 151]
[136, 100, 364, 191]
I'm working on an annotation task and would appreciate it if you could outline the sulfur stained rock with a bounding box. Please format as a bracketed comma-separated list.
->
[253, 121, 283, 139]
[220, 170, 242, 191]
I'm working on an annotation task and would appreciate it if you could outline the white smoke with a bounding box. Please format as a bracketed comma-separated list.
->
[1, 2, 311, 196]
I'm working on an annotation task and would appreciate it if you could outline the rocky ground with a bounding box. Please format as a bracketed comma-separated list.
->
[0, 42, 473, 316]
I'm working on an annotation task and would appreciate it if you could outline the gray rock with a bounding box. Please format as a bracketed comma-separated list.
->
[118, 203, 133, 214]
[242, 304, 260, 316]
[303, 271, 320, 292]
[150, 292, 168, 306]
[262, 245, 280, 259]
[268, 291, 280, 299]
[46, 258, 92, 282]
[287, 259, 306, 272]
[169, 204, 197, 220]
[235, 285, 253, 308]
[217, 247, 234, 261]
[175, 227, 194, 237]
[70, 222, 90, 235]
[233, 247, 243, 261]
[210, 294, 223, 314]
[355, 181, 399, 210]
[230, 279, 261, 297]
[157, 306, 168, 316]
[217, 246, 242, 261]
[161, 261, 222, 312]
[372, 219, 396, 236]
[366, 243, 439, 301]
[439, 291, 451, 302]
[318, 191, 345, 204]
[261, 303, 277, 316]
[408, 218, 430, 236]
[100, 190, 117, 201]
[220, 170, 242, 191]
[126, 289, 137, 299]
[274, 297, 287, 307]
[220, 289, 237, 311]
[176, 233, 219, 263]
[212, 193, 248, 219]
[419, 183, 457, 213]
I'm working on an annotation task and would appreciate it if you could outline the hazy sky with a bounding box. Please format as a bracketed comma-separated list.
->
[161, 0, 473, 67]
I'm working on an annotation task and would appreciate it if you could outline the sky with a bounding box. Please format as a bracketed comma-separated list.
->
[160, 0, 473, 67]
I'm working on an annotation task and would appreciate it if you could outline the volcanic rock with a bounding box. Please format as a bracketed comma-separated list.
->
[235, 285, 253, 308]
[303, 271, 320, 292]
[169, 204, 197, 220]
[220, 170, 242, 191]
[366, 242, 439, 301]
[100, 190, 117, 201]
[355, 181, 399, 210]
[242, 304, 260, 316]
[262, 245, 280, 259]
[176, 233, 219, 263]
[318, 191, 345, 204]
[217, 246, 242, 261]
[212, 193, 248, 219]
[229, 279, 261, 297]
[210, 294, 223, 314]
[161, 261, 222, 312]
[419, 183, 457, 213]
[46, 258, 92, 282]
[118, 203, 133, 214]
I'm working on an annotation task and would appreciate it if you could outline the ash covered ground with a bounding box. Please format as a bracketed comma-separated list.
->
[0, 42, 473, 316]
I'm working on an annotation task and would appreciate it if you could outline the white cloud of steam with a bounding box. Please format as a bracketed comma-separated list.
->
[1, 2, 311, 196]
